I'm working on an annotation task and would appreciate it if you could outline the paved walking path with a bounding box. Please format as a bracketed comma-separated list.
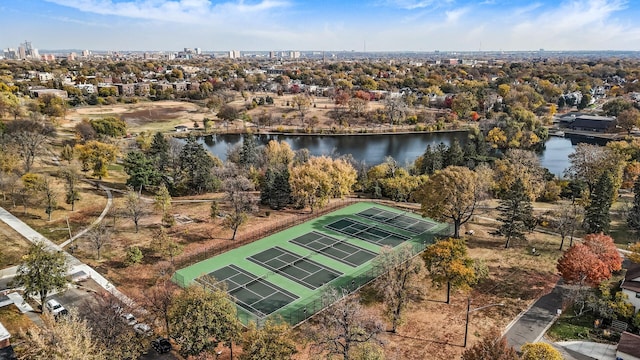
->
[60, 182, 113, 248]
[0, 206, 134, 307]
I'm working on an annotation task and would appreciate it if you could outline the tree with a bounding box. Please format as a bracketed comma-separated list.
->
[374, 244, 423, 332]
[124, 246, 143, 266]
[13, 241, 68, 311]
[416, 166, 482, 238]
[566, 143, 625, 195]
[154, 183, 173, 226]
[76, 140, 119, 179]
[177, 135, 218, 194]
[292, 94, 312, 123]
[89, 117, 127, 138]
[123, 150, 162, 191]
[85, 223, 111, 260]
[5, 119, 55, 173]
[18, 311, 106, 360]
[423, 237, 477, 304]
[383, 96, 408, 125]
[494, 178, 535, 248]
[584, 172, 614, 234]
[603, 98, 633, 117]
[547, 206, 580, 250]
[40, 176, 58, 221]
[290, 156, 356, 213]
[79, 292, 146, 360]
[261, 168, 292, 210]
[264, 140, 294, 168]
[557, 234, 621, 287]
[451, 92, 476, 119]
[461, 330, 518, 360]
[58, 166, 80, 211]
[142, 277, 177, 337]
[60, 144, 74, 164]
[617, 108, 640, 136]
[151, 227, 183, 265]
[222, 175, 257, 240]
[217, 104, 239, 123]
[520, 342, 562, 360]
[309, 288, 384, 360]
[124, 189, 147, 233]
[628, 176, 640, 233]
[169, 285, 241, 357]
[239, 133, 259, 168]
[148, 132, 170, 171]
[240, 318, 297, 360]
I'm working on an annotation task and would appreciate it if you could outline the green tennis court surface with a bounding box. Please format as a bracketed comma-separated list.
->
[356, 206, 437, 234]
[173, 202, 453, 327]
[248, 246, 342, 289]
[290, 231, 377, 267]
[204, 265, 298, 317]
[325, 217, 410, 247]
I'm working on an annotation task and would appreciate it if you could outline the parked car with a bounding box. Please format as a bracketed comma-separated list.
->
[151, 337, 171, 354]
[133, 322, 152, 336]
[45, 299, 67, 316]
[121, 313, 137, 326]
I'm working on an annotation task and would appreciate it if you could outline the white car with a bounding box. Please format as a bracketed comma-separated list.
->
[133, 323, 152, 336]
[45, 299, 67, 316]
[121, 313, 137, 326]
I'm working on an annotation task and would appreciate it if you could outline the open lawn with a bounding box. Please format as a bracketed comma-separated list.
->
[0, 223, 31, 268]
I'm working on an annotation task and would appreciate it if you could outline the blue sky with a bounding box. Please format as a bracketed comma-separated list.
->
[1, 0, 640, 52]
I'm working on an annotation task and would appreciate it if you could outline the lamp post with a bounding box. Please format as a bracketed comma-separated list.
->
[464, 297, 505, 347]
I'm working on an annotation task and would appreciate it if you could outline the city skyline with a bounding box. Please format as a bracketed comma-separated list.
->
[1, 0, 640, 52]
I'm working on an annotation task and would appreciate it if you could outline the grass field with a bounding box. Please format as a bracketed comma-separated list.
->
[173, 202, 451, 326]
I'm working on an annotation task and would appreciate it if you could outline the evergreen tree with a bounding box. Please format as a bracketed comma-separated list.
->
[240, 134, 258, 168]
[585, 172, 614, 234]
[260, 168, 275, 206]
[445, 138, 465, 167]
[148, 132, 170, 171]
[177, 135, 217, 195]
[628, 176, 640, 232]
[123, 150, 162, 191]
[494, 178, 535, 248]
[271, 168, 291, 209]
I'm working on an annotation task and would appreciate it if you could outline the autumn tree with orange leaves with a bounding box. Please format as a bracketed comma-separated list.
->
[557, 233, 622, 287]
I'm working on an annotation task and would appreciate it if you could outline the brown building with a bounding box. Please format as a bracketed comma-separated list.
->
[115, 83, 135, 97]
[135, 83, 151, 96]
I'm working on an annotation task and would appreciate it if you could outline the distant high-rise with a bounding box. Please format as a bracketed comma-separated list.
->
[229, 50, 241, 59]
[195, 48, 202, 55]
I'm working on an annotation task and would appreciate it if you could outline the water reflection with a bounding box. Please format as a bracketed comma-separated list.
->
[195, 132, 578, 177]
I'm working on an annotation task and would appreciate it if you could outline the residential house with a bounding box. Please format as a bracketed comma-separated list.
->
[154, 83, 173, 92]
[617, 332, 640, 360]
[621, 263, 640, 312]
[172, 82, 188, 92]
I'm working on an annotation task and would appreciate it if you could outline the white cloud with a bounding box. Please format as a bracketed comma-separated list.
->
[44, 0, 290, 23]
[379, 0, 453, 10]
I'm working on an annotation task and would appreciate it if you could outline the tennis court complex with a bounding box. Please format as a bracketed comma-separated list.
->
[173, 201, 452, 327]
[290, 231, 377, 267]
[248, 246, 342, 289]
[203, 264, 298, 317]
[356, 206, 438, 234]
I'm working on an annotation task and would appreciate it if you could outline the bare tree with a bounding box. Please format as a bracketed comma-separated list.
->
[124, 188, 147, 233]
[40, 176, 58, 221]
[58, 166, 80, 211]
[79, 292, 146, 360]
[222, 175, 257, 240]
[141, 276, 177, 337]
[85, 223, 111, 260]
[5, 119, 55, 173]
[308, 288, 384, 360]
[374, 244, 423, 332]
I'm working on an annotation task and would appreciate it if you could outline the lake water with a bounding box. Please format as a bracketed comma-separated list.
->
[197, 132, 576, 177]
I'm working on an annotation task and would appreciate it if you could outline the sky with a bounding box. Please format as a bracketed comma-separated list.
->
[1, 0, 640, 52]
